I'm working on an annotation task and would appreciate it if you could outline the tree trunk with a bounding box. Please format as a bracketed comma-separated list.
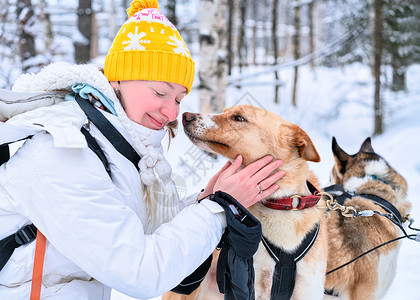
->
[216, 0, 229, 111]
[90, 12, 98, 59]
[39, 0, 53, 52]
[75, 0, 92, 64]
[283, 0, 292, 58]
[1, 0, 19, 87]
[272, 0, 279, 103]
[237, 0, 246, 72]
[263, 0, 270, 65]
[16, 0, 37, 72]
[252, 0, 258, 65]
[308, 0, 314, 69]
[292, 0, 301, 107]
[373, 0, 383, 135]
[199, 0, 229, 113]
[109, 0, 117, 42]
[391, 56, 406, 91]
[227, 0, 234, 75]
[165, 0, 177, 27]
[122, 0, 131, 14]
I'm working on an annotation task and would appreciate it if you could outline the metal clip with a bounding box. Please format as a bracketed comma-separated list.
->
[291, 195, 301, 211]
[402, 214, 411, 223]
[317, 191, 358, 218]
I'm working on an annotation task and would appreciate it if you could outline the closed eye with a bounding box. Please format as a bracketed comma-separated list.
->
[154, 90, 166, 97]
[232, 115, 247, 122]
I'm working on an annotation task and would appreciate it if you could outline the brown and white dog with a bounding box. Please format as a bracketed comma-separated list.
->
[324, 137, 411, 299]
[164, 104, 328, 300]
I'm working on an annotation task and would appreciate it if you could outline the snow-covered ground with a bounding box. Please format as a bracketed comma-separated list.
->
[112, 63, 420, 300]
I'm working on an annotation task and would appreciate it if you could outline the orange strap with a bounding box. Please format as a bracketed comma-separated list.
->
[30, 231, 46, 300]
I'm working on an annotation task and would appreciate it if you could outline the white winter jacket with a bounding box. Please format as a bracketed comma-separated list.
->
[0, 63, 225, 299]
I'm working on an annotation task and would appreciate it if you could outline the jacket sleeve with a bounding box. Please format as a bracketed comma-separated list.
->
[1, 132, 225, 299]
[178, 192, 200, 210]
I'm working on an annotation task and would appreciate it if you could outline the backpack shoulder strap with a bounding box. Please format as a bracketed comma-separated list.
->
[74, 94, 141, 170]
[0, 224, 37, 272]
[1, 136, 33, 166]
[80, 127, 111, 176]
[0, 144, 10, 166]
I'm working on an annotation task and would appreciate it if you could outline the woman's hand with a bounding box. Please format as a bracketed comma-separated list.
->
[203, 155, 285, 208]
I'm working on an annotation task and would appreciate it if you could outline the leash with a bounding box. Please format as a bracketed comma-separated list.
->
[322, 184, 420, 276]
[322, 184, 419, 241]
[326, 234, 417, 276]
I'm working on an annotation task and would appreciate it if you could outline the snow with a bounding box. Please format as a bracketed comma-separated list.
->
[112, 63, 420, 299]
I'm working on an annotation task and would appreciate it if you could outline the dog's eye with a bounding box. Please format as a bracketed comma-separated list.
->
[232, 115, 247, 122]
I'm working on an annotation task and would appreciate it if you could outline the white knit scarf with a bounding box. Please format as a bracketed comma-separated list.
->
[113, 100, 180, 234]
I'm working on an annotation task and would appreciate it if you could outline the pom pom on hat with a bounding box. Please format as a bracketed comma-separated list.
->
[127, 0, 160, 18]
[105, 0, 195, 93]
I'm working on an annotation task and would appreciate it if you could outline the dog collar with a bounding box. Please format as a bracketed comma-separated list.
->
[263, 181, 321, 211]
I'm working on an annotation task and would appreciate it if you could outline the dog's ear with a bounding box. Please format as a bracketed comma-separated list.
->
[291, 125, 321, 162]
[332, 137, 352, 175]
[359, 137, 375, 153]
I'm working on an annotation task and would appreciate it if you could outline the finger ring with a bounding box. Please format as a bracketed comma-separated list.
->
[258, 183, 263, 194]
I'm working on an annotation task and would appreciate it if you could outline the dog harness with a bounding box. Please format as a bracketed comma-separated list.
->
[262, 224, 320, 300]
[262, 181, 321, 210]
[258, 181, 321, 299]
[323, 184, 407, 233]
[322, 183, 412, 297]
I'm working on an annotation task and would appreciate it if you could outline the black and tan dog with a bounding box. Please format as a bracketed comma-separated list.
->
[324, 137, 411, 299]
[164, 105, 328, 300]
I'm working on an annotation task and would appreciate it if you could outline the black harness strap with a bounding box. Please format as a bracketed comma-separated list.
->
[262, 223, 320, 300]
[0, 224, 37, 271]
[323, 184, 406, 232]
[75, 94, 141, 170]
[80, 127, 111, 176]
[0, 144, 10, 166]
[358, 193, 403, 222]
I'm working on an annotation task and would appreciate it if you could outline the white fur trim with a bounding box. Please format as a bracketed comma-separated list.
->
[12, 62, 116, 101]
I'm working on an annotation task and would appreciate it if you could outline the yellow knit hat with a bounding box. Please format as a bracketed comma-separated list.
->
[104, 0, 195, 93]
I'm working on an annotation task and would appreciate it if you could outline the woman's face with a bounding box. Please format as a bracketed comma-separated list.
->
[112, 80, 187, 130]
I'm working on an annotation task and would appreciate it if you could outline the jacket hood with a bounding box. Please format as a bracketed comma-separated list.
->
[12, 62, 116, 102]
[1, 62, 117, 148]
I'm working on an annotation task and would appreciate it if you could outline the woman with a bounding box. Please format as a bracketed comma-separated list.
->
[0, 0, 284, 299]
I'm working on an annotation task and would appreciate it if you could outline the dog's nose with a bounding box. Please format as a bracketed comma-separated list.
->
[183, 112, 196, 122]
